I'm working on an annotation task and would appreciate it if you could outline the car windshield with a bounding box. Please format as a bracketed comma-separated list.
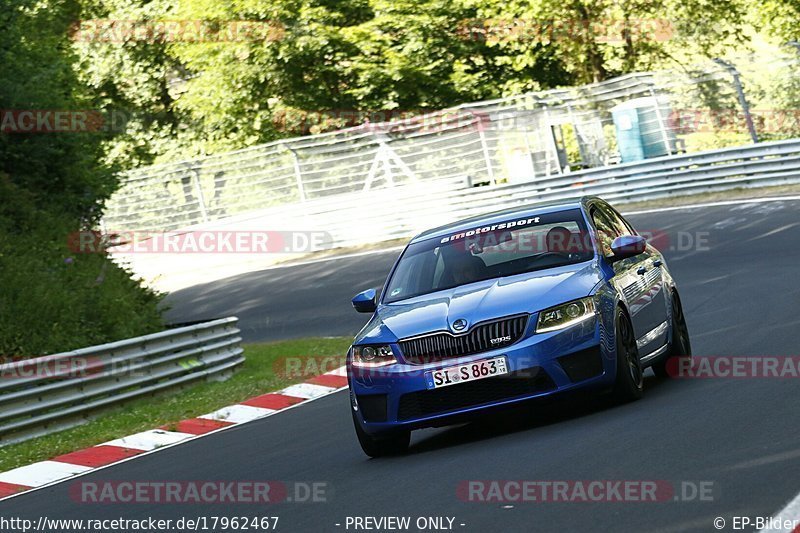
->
[383, 208, 594, 303]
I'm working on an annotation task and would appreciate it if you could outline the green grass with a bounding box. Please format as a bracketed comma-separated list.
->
[0, 216, 164, 359]
[0, 337, 351, 473]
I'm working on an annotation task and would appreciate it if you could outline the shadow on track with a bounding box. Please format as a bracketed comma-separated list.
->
[405, 373, 675, 456]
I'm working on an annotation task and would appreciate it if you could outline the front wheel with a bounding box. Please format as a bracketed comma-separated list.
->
[652, 292, 692, 378]
[612, 307, 643, 402]
[352, 411, 410, 458]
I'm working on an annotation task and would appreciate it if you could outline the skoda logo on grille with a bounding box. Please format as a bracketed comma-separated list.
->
[452, 318, 468, 332]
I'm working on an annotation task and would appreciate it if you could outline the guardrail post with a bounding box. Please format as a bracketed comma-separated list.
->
[283, 144, 307, 202]
[713, 58, 759, 144]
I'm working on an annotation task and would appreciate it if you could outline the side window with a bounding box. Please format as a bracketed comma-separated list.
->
[599, 203, 635, 237]
[591, 207, 621, 257]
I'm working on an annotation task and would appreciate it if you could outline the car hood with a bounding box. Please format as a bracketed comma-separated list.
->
[355, 261, 602, 343]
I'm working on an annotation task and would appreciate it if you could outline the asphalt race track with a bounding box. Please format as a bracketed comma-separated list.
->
[3, 198, 800, 532]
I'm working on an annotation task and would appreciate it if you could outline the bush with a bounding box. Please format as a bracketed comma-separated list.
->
[678, 131, 752, 153]
[0, 216, 163, 359]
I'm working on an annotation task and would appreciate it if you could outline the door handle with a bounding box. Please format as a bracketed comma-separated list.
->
[637, 266, 647, 275]
[653, 259, 663, 267]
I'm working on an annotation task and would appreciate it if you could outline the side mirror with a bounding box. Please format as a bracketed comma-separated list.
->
[352, 288, 377, 313]
[610, 234, 647, 261]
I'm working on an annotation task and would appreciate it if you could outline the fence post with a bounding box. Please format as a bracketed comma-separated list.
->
[713, 58, 758, 144]
[283, 144, 306, 202]
[192, 170, 209, 223]
[648, 87, 673, 156]
[471, 111, 496, 185]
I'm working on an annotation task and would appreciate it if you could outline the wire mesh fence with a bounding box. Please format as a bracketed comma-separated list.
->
[102, 52, 800, 233]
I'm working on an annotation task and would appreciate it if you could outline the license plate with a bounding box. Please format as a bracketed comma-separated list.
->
[425, 356, 508, 389]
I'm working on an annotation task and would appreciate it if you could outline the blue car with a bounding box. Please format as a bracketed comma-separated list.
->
[347, 196, 691, 457]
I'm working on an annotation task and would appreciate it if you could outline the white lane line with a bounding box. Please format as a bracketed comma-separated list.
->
[199, 404, 275, 424]
[280, 383, 336, 399]
[745, 221, 800, 242]
[759, 491, 800, 532]
[0, 461, 93, 487]
[731, 449, 800, 471]
[101, 430, 195, 451]
[625, 195, 800, 216]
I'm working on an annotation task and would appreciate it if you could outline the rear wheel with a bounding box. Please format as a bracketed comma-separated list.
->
[612, 307, 643, 402]
[652, 292, 692, 378]
[352, 411, 410, 458]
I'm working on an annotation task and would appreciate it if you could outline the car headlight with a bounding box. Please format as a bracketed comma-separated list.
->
[536, 297, 596, 333]
[351, 345, 397, 368]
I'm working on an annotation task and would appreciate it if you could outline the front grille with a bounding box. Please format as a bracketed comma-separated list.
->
[397, 367, 555, 420]
[399, 315, 529, 364]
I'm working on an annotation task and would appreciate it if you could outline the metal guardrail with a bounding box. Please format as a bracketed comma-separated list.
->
[167, 137, 800, 251]
[0, 317, 244, 445]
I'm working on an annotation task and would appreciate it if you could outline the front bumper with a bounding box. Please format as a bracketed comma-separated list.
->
[348, 315, 615, 435]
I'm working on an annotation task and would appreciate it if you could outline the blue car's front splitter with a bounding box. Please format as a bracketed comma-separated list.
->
[349, 317, 616, 436]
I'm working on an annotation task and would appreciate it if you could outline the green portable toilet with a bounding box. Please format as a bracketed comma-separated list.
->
[612, 103, 644, 163]
[611, 97, 674, 163]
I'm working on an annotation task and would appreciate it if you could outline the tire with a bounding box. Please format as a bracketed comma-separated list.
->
[352, 411, 410, 458]
[612, 306, 644, 402]
[652, 292, 692, 378]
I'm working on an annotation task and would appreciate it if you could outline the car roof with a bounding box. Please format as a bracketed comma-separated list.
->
[409, 196, 598, 244]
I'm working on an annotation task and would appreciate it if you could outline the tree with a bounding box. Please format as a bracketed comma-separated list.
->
[0, 0, 115, 225]
[0, 0, 162, 357]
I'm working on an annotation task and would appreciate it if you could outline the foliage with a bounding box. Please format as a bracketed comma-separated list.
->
[72, 0, 778, 166]
[0, 183, 163, 357]
[0, 1, 164, 357]
[0, 0, 116, 222]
